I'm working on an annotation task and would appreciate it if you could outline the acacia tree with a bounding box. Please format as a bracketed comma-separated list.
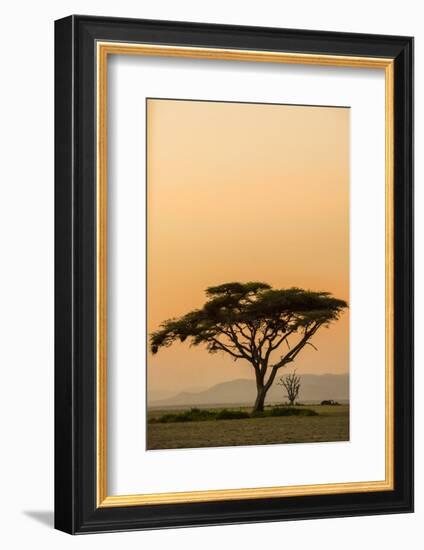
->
[150, 282, 347, 413]
[278, 370, 301, 406]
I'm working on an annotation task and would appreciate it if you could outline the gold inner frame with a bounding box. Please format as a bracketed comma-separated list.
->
[96, 41, 394, 508]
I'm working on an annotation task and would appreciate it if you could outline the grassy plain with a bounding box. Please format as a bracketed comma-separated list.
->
[147, 404, 349, 450]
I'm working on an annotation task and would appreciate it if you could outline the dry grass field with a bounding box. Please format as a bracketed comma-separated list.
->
[147, 404, 349, 450]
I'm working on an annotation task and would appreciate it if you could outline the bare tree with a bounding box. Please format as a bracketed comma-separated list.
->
[278, 370, 301, 406]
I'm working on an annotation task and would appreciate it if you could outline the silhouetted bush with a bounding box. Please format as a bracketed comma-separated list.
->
[149, 406, 318, 423]
[150, 408, 217, 423]
[268, 407, 318, 417]
[320, 400, 340, 406]
[215, 409, 250, 420]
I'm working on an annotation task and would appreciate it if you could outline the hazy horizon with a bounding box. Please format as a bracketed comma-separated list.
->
[149, 371, 350, 400]
[147, 98, 349, 395]
[148, 372, 350, 409]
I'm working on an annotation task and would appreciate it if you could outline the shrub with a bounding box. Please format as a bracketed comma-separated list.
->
[150, 408, 217, 423]
[149, 406, 318, 423]
[216, 409, 250, 420]
[268, 407, 318, 417]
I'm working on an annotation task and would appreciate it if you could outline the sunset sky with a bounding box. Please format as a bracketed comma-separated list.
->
[147, 98, 349, 399]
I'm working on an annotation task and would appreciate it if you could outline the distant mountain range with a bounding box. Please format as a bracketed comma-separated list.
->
[149, 373, 349, 408]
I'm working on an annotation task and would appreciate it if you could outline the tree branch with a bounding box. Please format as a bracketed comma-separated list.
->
[226, 325, 253, 361]
[210, 337, 246, 361]
[305, 341, 318, 351]
[268, 322, 321, 373]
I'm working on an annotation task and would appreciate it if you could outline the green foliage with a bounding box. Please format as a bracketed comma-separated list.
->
[149, 406, 317, 423]
[251, 407, 318, 418]
[215, 409, 250, 420]
[266, 407, 318, 417]
[150, 408, 217, 423]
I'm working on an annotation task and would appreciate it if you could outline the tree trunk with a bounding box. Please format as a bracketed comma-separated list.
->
[252, 386, 267, 414]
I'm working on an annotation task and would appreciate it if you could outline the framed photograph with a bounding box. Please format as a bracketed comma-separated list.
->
[54, 15, 413, 534]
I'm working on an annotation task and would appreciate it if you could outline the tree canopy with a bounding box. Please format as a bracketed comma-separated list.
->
[150, 282, 348, 412]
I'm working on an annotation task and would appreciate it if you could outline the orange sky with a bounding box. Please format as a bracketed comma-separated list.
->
[147, 99, 349, 398]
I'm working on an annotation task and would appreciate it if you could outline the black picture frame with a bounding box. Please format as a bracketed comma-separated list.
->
[55, 15, 414, 534]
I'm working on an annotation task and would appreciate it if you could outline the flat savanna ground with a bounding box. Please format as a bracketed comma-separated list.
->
[147, 404, 349, 450]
